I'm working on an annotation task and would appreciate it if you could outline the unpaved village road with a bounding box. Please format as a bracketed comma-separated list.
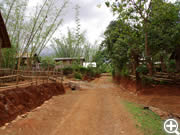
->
[0, 76, 142, 135]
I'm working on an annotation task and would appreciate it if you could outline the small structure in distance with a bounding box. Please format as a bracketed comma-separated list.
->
[83, 62, 97, 68]
[54, 57, 85, 69]
[16, 53, 40, 70]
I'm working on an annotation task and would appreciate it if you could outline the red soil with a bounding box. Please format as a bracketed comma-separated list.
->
[0, 83, 65, 126]
[113, 77, 180, 115]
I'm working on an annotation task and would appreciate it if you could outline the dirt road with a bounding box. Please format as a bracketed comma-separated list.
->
[0, 76, 142, 135]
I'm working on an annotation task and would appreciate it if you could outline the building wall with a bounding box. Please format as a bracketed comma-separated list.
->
[55, 59, 84, 69]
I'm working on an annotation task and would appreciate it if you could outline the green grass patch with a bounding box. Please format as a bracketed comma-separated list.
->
[123, 101, 167, 135]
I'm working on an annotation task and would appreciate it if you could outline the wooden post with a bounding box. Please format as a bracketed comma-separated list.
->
[16, 73, 19, 88]
[0, 77, 1, 87]
[55, 71, 57, 83]
[36, 71, 37, 86]
[47, 71, 49, 83]
[61, 70, 63, 84]
[31, 70, 33, 86]
[0, 38, 2, 68]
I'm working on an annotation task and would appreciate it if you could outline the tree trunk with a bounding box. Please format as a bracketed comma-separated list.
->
[145, 31, 153, 75]
[132, 58, 136, 75]
[0, 38, 2, 68]
[134, 54, 141, 91]
[160, 55, 166, 72]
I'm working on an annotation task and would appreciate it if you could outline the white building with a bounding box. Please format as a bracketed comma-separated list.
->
[83, 62, 97, 68]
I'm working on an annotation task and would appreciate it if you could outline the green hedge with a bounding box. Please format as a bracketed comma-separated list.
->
[61, 65, 101, 79]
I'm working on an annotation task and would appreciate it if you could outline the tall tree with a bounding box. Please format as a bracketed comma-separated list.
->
[0, 0, 68, 69]
[105, 0, 157, 75]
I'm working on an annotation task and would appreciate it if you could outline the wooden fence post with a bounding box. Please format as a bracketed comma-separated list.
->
[47, 71, 49, 83]
[61, 70, 63, 84]
[31, 71, 33, 86]
[36, 71, 37, 86]
[16, 73, 19, 88]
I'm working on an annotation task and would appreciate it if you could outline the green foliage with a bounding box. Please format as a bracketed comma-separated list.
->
[85, 67, 97, 77]
[79, 67, 88, 74]
[41, 56, 55, 69]
[120, 66, 130, 77]
[141, 76, 154, 86]
[123, 101, 166, 135]
[136, 65, 148, 75]
[0, 0, 68, 68]
[166, 60, 177, 73]
[2, 44, 16, 68]
[62, 66, 74, 75]
[159, 80, 168, 85]
[51, 5, 98, 62]
[74, 72, 82, 80]
[61, 64, 101, 79]
[103, 0, 180, 82]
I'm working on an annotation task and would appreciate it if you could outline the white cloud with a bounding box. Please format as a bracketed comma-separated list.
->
[28, 0, 115, 45]
[55, 0, 115, 44]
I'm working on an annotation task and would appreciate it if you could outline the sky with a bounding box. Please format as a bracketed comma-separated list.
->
[28, 0, 115, 45]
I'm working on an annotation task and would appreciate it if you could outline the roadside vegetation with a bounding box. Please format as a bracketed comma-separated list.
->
[94, 0, 180, 90]
[1, 0, 179, 86]
[123, 101, 166, 135]
[61, 64, 101, 80]
[0, 0, 68, 70]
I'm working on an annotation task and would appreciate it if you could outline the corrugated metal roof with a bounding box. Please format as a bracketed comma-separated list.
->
[0, 11, 11, 48]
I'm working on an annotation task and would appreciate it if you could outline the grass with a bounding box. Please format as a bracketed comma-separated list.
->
[122, 101, 168, 135]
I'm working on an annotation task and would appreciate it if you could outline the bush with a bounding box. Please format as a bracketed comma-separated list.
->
[62, 67, 74, 75]
[141, 76, 154, 85]
[74, 72, 82, 80]
[120, 67, 129, 77]
[86, 67, 99, 77]
[79, 67, 88, 74]
[62, 64, 101, 79]
[167, 60, 176, 73]
[136, 65, 148, 75]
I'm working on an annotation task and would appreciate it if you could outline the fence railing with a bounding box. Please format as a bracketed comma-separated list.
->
[0, 69, 63, 90]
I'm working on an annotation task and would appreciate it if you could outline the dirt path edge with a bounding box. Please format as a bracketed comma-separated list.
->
[0, 83, 65, 127]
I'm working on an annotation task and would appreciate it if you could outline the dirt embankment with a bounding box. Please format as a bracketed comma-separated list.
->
[113, 76, 180, 114]
[0, 83, 65, 127]
[113, 76, 137, 92]
[114, 76, 180, 95]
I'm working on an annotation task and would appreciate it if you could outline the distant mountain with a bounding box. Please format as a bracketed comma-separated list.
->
[40, 47, 55, 56]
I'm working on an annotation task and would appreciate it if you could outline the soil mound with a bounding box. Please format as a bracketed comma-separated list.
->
[0, 83, 65, 126]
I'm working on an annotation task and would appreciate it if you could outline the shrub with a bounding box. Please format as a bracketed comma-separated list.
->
[62, 67, 74, 75]
[112, 68, 115, 77]
[120, 67, 129, 77]
[167, 60, 176, 73]
[136, 65, 148, 75]
[141, 76, 154, 85]
[78, 66, 88, 74]
[74, 72, 82, 80]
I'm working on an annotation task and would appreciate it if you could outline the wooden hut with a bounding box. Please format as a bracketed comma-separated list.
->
[54, 57, 85, 69]
[0, 11, 11, 68]
[16, 53, 40, 70]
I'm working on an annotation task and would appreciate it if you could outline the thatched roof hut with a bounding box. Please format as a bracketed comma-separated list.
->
[0, 11, 11, 48]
